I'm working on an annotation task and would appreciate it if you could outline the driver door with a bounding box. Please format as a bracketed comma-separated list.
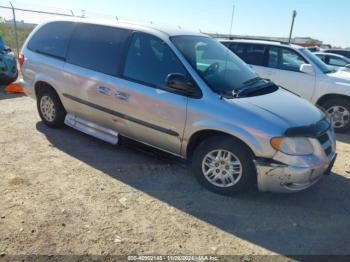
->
[114, 32, 191, 154]
[258, 47, 316, 100]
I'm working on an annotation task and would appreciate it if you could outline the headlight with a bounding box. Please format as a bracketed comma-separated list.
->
[270, 137, 314, 156]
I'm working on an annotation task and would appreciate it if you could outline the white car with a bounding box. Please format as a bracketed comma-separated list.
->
[314, 52, 350, 72]
[221, 39, 350, 132]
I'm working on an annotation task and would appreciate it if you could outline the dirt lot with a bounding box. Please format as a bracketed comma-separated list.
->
[0, 88, 350, 258]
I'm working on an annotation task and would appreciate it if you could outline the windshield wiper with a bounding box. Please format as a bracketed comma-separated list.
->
[241, 77, 262, 87]
[234, 81, 278, 98]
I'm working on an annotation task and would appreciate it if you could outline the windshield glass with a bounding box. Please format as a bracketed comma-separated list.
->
[171, 36, 260, 94]
[299, 48, 334, 74]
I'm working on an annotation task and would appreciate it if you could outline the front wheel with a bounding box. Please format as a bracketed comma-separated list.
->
[191, 136, 256, 195]
[323, 98, 350, 133]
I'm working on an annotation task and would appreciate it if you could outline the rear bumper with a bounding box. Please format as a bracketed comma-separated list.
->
[20, 78, 36, 99]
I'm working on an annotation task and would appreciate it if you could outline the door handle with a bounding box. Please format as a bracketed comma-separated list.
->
[98, 86, 112, 96]
[115, 91, 130, 101]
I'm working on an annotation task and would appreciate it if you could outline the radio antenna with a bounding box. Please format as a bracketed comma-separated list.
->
[229, 3, 235, 39]
[222, 2, 235, 98]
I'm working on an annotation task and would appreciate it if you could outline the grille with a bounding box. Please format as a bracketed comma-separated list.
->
[317, 133, 329, 144]
[325, 146, 332, 156]
[317, 131, 333, 158]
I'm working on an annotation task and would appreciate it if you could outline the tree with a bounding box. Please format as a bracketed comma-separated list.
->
[0, 16, 33, 52]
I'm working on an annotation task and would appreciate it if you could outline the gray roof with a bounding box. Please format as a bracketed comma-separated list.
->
[40, 17, 206, 38]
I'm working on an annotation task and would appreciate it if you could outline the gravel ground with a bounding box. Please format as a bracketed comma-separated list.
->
[0, 88, 350, 258]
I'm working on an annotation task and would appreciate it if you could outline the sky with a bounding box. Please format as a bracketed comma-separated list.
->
[1, 0, 349, 47]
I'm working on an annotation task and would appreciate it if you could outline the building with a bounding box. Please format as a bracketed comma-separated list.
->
[5, 19, 37, 30]
[207, 33, 323, 47]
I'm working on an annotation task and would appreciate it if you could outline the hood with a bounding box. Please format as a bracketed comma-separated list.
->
[327, 70, 350, 81]
[338, 67, 350, 73]
[227, 89, 324, 130]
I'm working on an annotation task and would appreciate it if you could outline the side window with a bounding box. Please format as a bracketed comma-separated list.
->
[280, 48, 307, 72]
[245, 44, 267, 66]
[221, 42, 230, 48]
[229, 43, 246, 61]
[267, 46, 279, 68]
[27, 21, 75, 59]
[66, 24, 129, 76]
[123, 33, 188, 89]
[317, 54, 326, 63]
[328, 57, 348, 67]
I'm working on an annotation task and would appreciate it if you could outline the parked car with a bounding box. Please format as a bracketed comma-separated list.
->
[314, 52, 350, 72]
[307, 46, 321, 53]
[0, 36, 18, 85]
[323, 49, 350, 59]
[20, 18, 336, 195]
[221, 39, 350, 132]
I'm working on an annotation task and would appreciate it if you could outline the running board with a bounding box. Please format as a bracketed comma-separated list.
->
[64, 113, 119, 145]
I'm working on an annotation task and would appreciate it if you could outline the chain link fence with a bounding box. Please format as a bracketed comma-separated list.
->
[0, 2, 197, 59]
[0, 2, 86, 57]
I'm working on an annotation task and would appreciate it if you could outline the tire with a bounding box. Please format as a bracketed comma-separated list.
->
[191, 135, 256, 195]
[37, 88, 66, 128]
[322, 98, 350, 133]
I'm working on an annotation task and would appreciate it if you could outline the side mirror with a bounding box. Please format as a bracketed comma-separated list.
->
[300, 64, 315, 75]
[165, 73, 197, 95]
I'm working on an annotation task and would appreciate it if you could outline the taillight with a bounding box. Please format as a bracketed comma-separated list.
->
[19, 53, 25, 68]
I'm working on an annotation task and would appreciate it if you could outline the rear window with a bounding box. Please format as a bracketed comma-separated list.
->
[66, 23, 129, 76]
[325, 50, 350, 59]
[27, 21, 75, 59]
[228, 43, 267, 66]
[244, 44, 267, 66]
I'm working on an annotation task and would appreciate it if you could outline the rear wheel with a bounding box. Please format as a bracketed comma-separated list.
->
[37, 88, 66, 128]
[191, 136, 256, 195]
[323, 98, 350, 133]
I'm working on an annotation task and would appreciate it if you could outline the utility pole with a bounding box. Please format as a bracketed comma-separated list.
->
[288, 10, 297, 43]
[9, 1, 19, 59]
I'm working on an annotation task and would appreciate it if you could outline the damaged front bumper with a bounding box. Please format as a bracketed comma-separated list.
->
[254, 131, 336, 193]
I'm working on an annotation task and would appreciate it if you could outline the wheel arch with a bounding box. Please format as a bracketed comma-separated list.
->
[34, 81, 59, 98]
[316, 93, 350, 106]
[184, 129, 258, 161]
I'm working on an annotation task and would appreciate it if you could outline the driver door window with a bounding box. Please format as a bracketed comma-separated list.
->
[123, 33, 188, 89]
[280, 48, 307, 72]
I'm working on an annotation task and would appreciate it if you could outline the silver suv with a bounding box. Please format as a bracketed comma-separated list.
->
[20, 18, 336, 195]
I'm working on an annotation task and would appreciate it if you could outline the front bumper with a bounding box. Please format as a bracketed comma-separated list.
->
[255, 130, 336, 193]
[255, 156, 335, 193]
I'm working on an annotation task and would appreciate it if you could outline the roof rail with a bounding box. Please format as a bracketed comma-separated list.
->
[219, 37, 291, 45]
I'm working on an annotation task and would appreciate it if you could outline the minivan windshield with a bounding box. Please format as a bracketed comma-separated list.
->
[171, 36, 271, 96]
[299, 48, 335, 74]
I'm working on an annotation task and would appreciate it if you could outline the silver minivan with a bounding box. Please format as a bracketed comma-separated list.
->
[20, 18, 336, 195]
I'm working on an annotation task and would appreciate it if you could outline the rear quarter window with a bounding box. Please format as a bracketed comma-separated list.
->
[66, 23, 130, 76]
[27, 21, 75, 59]
[229, 43, 268, 67]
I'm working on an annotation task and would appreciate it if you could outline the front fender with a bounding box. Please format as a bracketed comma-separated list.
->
[182, 119, 275, 158]
[312, 75, 350, 104]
